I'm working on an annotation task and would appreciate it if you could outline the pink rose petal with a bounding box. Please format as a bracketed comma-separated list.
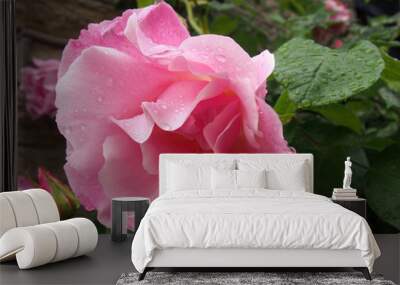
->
[142, 80, 208, 131]
[56, 46, 174, 121]
[97, 132, 157, 224]
[59, 10, 139, 78]
[203, 100, 241, 152]
[124, 2, 189, 59]
[255, 97, 292, 153]
[252, 50, 275, 89]
[140, 127, 202, 175]
[112, 113, 154, 144]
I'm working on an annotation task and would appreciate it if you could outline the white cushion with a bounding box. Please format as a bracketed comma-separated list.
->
[166, 160, 235, 191]
[238, 159, 308, 191]
[0, 196, 17, 237]
[23, 189, 60, 223]
[236, 169, 267, 189]
[65, 218, 98, 257]
[0, 218, 98, 269]
[0, 191, 39, 227]
[211, 168, 236, 190]
[0, 189, 60, 238]
[0, 189, 97, 269]
[167, 163, 211, 191]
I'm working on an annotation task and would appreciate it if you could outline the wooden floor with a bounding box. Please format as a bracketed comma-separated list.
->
[0, 235, 133, 285]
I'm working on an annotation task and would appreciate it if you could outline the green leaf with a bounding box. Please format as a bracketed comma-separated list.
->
[209, 15, 238, 35]
[274, 38, 384, 108]
[39, 168, 80, 219]
[363, 137, 395, 151]
[381, 50, 400, 92]
[308, 104, 364, 134]
[379, 87, 400, 108]
[365, 145, 400, 232]
[137, 0, 153, 7]
[208, 1, 235, 11]
[274, 91, 297, 124]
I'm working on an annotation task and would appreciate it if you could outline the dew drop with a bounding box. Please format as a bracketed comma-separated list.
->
[215, 54, 226, 63]
[80, 124, 86, 131]
[97, 97, 104, 103]
[106, 78, 113, 87]
[161, 104, 167, 110]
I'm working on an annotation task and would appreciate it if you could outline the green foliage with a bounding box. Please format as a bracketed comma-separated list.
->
[379, 87, 400, 109]
[308, 104, 364, 134]
[209, 15, 238, 35]
[381, 50, 400, 93]
[274, 91, 297, 124]
[274, 38, 384, 107]
[137, 0, 154, 7]
[348, 14, 400, 48]
[365, 145, 400, 233]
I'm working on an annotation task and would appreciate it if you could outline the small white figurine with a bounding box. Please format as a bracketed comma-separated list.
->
[342, 157, 353, 189]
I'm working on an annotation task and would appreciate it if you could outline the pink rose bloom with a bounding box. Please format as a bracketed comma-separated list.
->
[313, 0, 352, 47]
[331, 39, 344, 49]
[325, 0, 351, 24]
[56, 2, 291, 226]
[20, 59, 59, 119]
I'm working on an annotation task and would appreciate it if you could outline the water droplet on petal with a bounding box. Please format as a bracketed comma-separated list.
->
[215, 54, 226, 63]
[106, 78, 113, 87]
[80, 124, 86, 131]
[97, 97, 104, 103]
[161, 104, 167, 110]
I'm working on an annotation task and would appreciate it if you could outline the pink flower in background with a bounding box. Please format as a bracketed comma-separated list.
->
[20, 59, 59, 119]
[313, 0, 352, 48]
[56, 2, 291, 226]
[325, 0, 351, 24]
[332, 39, 344, 49]
[18, 167, 80, 219]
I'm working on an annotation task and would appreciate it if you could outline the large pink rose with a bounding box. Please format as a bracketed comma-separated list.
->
[56, 2, 291, 226]
[21, 59, 59, 119]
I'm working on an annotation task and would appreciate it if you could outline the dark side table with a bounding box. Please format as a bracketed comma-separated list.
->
[111, 197, 150, 242]
[331, 198, 366, 219]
